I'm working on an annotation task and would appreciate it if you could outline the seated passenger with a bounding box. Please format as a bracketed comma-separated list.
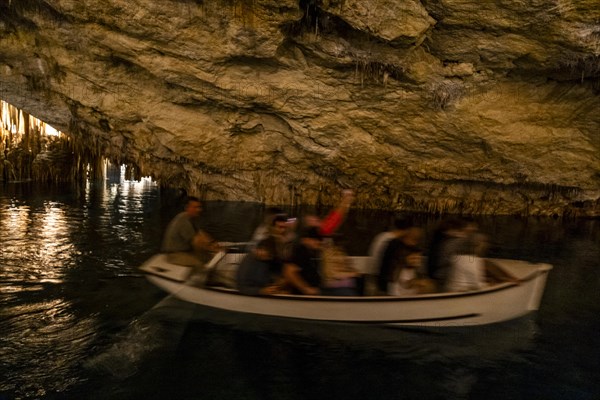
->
[445, 233, 489, 292]
[426, 218, 476, 290]
[368, 215, 414, 275]
[387, 246, 433, 296]
[369, 217, 413, 294]
[247, 207, 285, 250]
[321, 236, 360, 296]
[269, 214, 296, 261]
[161, 196, 220, 284]
[377, 226, 423, 294]
[282, 227, 323, 295]
[236, 238, 287, 295]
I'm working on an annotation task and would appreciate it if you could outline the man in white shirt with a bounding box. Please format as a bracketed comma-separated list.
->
[367, 215, 414, 274]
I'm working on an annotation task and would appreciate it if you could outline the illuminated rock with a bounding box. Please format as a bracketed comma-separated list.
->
[0, 0, 598, 216]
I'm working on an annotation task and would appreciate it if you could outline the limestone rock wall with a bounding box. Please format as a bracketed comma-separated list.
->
[0, 0, 599, 216]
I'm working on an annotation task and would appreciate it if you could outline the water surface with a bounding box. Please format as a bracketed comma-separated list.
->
[1, 179, 599, 400]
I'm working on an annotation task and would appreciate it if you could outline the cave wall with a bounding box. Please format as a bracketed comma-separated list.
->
[0, 0, 599, 216]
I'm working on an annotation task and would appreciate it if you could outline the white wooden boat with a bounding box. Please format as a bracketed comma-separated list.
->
[140, 252, 552, 327]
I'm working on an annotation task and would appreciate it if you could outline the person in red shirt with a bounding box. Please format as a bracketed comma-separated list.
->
[302, 189, 355, 236]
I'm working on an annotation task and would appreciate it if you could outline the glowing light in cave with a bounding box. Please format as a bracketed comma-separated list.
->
[1, 99, 62, 138]
[119, 164, 153, 184]
[1, 99, 151, 185]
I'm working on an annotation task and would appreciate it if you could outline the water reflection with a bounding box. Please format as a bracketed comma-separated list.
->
[2, 203, 28, 232]
[1, 178, 599, 400]
[1, 202, 72, 285]
[92, 296, 540, 400]
[0, 172, 163, 399]
[0, 296, 98, 397]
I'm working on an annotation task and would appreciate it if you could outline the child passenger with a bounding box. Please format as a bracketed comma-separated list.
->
[387, 246, 434, 296]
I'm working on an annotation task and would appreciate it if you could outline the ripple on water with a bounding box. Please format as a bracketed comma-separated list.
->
[0, 298, 100, 396]
[1, 182, 599, 400]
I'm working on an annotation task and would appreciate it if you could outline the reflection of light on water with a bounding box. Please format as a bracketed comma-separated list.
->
[0, 173, 159, 398]
[88, 163, 156, 207]
[1, 204, 31, 241]
[38, 203, 74, 275]
[41, 203, 66, 238]
[113, 166, 156, 247]
[0, 195, 100, 397]
[79, 162, 158, 269]
[0, 204, 35, 286]
[0, 201, 74, 283]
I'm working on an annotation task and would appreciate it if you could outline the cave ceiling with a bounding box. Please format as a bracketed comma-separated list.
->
[0, 0, 599, 215]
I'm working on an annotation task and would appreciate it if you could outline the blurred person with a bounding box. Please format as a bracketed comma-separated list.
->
[282, 227, 323, 295]
[301, 189, 355, 237]
[267, 214, 296, 262]
[161, 196, 220, 273]
[387, 245, 434, 296]
[376, 225, 423, 294]
[426, 217, 472, 290]
[320, 235, 361, 296]
[248, 207, 286, 248]
[368, 215, 414, 275]
[445, 233, 490, 292]
[236, 238, 288, 295]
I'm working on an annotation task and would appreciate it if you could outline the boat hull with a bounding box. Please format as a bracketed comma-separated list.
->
[141, 254, 551, 327]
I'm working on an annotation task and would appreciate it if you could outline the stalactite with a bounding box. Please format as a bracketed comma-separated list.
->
[0, 99, 115, 184]
[1, 100, 151, 186]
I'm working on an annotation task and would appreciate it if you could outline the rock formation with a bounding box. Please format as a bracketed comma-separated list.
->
[1, 0, 599, 216]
